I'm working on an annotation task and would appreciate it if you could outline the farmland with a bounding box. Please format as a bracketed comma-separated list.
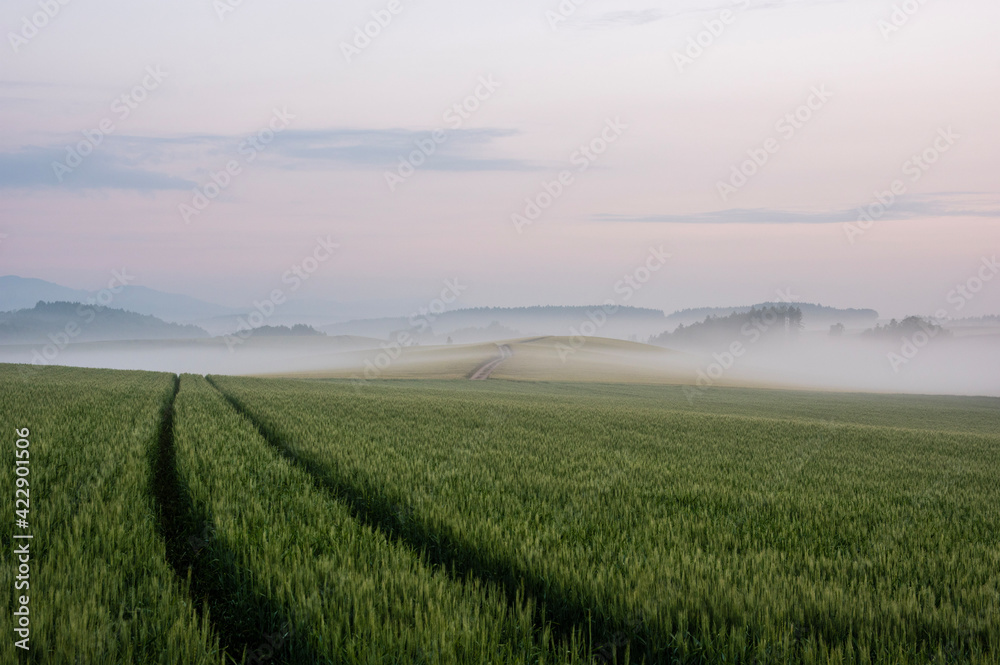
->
[2, 364, 999, 663]
[0, 365, 223, 665]
[170, 374, 581, 663]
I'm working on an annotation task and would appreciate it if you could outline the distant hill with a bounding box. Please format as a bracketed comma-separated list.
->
[666, 302, 878, 330]
[0, 276, 236, 324]
[100, 285, 239, 323]
[0, 302, 209, 344]
[651, 305, 804, 349]
[0, 276, 413, 329]
[237, 324, 326, 337]
[323, 306, 670, 342]
[446, 321, 522, 345]
[0, 276, 91, 311]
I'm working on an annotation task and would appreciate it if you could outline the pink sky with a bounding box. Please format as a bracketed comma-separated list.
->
[1, 0, 998, 319]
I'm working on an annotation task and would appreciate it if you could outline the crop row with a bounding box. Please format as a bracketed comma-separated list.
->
[173, 374, 587, 663]
[210, 375, 1000, 664]
[1, 367, 597, 663]
[0, 366, 224, 665]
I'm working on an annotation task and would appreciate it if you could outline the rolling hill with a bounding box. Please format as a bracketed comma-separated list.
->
[0, 275, 235, 323]
[0, 302, 209, 344]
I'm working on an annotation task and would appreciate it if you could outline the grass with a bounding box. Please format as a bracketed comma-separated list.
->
[489, 337, 696, 385]
[0, 365, 224, 665]
[211, 375, 1000, 664]
[173, 374, 586, 664]
[3, 362, 997, 664]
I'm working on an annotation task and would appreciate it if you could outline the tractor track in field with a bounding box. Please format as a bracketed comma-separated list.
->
[469, 344, 513, 380]
[152, 375, 316, 665]
[206, 376, 646, 664]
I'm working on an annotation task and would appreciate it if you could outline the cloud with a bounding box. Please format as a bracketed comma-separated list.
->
[0, 127, 534, 191]
[264, 128, 535, 172]
[578, 0, 847, 29]
[595, 195, 1000, 224]
[0, 146, 195, 191]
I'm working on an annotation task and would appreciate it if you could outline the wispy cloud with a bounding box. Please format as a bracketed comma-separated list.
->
[595, 195, 1000, 224]
[0, 127, 534, 191]
[265, 128, 533, 172]
[0, 146, 194, 191]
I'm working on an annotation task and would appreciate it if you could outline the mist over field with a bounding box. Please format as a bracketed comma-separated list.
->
[1, 294, 996, 396]
[1, 274, 998, 396]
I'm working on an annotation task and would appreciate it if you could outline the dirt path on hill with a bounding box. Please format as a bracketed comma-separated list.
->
[469, 344, 513, 380]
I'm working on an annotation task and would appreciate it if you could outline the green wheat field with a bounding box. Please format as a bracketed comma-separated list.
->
[2, 364, 998, 664]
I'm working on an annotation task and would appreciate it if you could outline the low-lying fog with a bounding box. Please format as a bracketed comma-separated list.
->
[1, 327, 997, 398]
[675, 332, 1000, 398]
[0, 337, 369, 379]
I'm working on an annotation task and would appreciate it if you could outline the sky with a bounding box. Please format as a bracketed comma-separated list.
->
[0, 0, 998, 319]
